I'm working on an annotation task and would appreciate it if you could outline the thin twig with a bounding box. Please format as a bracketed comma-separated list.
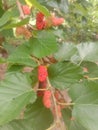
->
[47, 78, 60, 121]
[58, 102, 75, 106]
[31, 56, 40, 65]
[16, 0, 25, 19]
[47, 78, 65, 130]
[87, 77, 98, 81]
[46, 123, 56, 130]
[36, 88, 49, 91]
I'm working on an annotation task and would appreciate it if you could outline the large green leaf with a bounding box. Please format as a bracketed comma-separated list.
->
[62, 109, 87, 130]
[47, 0, 69, 13]
[0, 98, 53, 130]
[48, 62, 83, 89]
[0, 72, 36, 125]
[62, 81, 98, 130]
[31, 68, 38, 86]
[76, 42, 98, 62]
[55, 43, 77, 61]
[68, 81, 98, 130]
[24, 98, 53, 130]
[1, 18, 29, 30]
[0, 120, 32, 130]
[0, 6, 4, 17]
[69, 120, 87, 130]
[81, 62, 98, 78]
[73, 104, 98, 130]
[0, 10, 14, 27]
[69, 81, 98, 104]
[30, 31, 58, 58]
[8, 43, 37, 67]
[25, 0, 50, 16]
[55, 42, 98, 63]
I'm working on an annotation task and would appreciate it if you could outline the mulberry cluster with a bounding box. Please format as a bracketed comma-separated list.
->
[36, 12, 64, 30]
[38, 65, 51, 108]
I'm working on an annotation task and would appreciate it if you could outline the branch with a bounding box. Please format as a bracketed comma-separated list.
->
[47, 78, 66, 130]
[88, 77, 98, 81]
[16, 0, 25, 19]
[47, 78, 60, 121]
[58, 102, 75, 106]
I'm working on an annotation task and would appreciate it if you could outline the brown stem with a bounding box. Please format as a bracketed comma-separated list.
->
[46, 123, 56, 130]
[16, 0, 25, 19]
[47, 78, 59, 121]
[58, 102, 75, 106]
[36, 88, 49, 91]
[47, 78, 66, 130]
[31, 56, 40, 65]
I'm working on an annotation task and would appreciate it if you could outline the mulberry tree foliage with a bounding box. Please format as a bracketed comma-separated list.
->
[0, 0, 98, 130]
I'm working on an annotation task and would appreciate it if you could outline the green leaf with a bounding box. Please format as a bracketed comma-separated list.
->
[69, 81, 98, 130]
[7, 65, 24, 72]
[0, 6, 4, 17]
[81, 62, 98, 78]
[62, 109, 71, 130]
[69, 120, 86, 130]
[0, 120, 32, 130]
[8, 43, 37, 67]
[55, 43, 77, 61]
[31, 68, 38, 86]
[1, 29, 14, 38]
[0, 58, 6, 63]
[73, 104, 98, 130]
[25, 0, 50, 16]
[0, 10, 14, 27]
[24, 98, 53, 129]
[55, 42, 98, 63]
[0, 72, 36, 125]
[30, 31, 58, 58]
[69, 81, 98, 104]
[0, 98, 53, 130]
[47, 0, 69, 13]
[0, 1, 2, 6]
[1, 18, 29, 30]
[58, 0, 69, 13]
[76, 42, 98, 62]
[48, 62, 83, 89]
[62, 109, 86, 130]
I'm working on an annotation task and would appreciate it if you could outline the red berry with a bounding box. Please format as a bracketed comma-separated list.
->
[43, 98, 51, 108]
[36, 21, 46, 30]
[44, 90, 51, 98]
[38, 66, 48, 82]
[36, 12, 46, 30]
[36, 12, 44, 21]
[52, 17, 64, 26]
[22, 5, 31, 15]
[43, 90, 51, 108]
